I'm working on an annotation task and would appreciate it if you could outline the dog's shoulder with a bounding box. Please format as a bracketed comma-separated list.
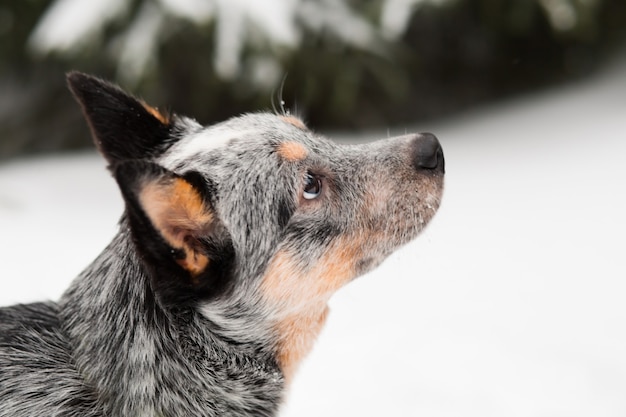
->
[0, 302, 59, 331]
[0, 302, 103, 417]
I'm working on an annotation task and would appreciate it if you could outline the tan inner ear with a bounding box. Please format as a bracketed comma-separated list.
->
[139, 177, 213, 277]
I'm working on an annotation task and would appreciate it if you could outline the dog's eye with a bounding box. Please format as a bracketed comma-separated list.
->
[303, 172, 322, 200]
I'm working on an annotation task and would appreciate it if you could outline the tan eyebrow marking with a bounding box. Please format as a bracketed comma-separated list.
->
[276, 141, 309, 162]
[280, 115, 306, 130]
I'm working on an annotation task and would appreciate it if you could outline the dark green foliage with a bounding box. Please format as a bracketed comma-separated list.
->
[0, 0, 625, 158]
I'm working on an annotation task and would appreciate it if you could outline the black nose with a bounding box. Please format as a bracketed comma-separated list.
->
[412, 133, 444, 173]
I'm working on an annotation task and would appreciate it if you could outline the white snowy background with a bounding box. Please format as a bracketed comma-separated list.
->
[1, 53, 625, 416]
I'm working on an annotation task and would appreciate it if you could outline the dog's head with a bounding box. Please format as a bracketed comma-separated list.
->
[68, 72, 444, 377]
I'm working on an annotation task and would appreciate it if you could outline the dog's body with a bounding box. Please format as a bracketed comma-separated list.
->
[0, 73, 444, 416]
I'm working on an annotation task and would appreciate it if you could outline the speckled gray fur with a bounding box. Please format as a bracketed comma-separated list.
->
[0, 73, 444, 416]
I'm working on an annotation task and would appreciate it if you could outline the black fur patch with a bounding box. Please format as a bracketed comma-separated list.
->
[67, 72, 175, 164]
[285, 218, 341, 246]
[276, 198, 295, 230]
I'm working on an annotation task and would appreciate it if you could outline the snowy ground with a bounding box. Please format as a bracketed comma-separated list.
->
[1, 54, 625, 416]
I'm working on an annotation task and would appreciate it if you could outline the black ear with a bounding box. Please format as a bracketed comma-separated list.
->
[113, 161, 234, 305]
[67, 72, 174, 164]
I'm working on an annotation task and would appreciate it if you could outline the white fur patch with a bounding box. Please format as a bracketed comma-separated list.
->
[161, 126, 251, 169]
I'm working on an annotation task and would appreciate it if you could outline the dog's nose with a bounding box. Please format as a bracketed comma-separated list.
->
[412, 133, 444, 173]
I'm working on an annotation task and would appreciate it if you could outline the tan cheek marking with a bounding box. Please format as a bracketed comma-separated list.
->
[276, 141, 309, 162]
[261, 237, 364, 379]
[261, 239, 359, 307]
[142, 101, 170, 125]
[280, 115, 306, 130]
[140, 178, 213, 276]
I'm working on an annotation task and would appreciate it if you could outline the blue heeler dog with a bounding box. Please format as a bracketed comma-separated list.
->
[0, 73, 445, 416]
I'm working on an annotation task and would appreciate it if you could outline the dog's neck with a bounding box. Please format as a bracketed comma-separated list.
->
[58, 230, 284, 416]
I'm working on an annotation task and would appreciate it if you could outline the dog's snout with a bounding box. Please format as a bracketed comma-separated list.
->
[411, 133, 444, 173]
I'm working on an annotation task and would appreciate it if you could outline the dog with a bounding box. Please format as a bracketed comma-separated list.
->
[0, 72, 444, 416]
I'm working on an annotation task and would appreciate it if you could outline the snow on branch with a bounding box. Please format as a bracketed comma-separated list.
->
[28, 0, 386, 87]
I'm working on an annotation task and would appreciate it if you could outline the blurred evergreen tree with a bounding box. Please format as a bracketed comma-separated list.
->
[0, 0, 624, 158]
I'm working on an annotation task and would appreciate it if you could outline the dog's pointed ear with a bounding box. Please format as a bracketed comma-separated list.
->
[67, 71, 173, 164]
[114, 161, 233, 302]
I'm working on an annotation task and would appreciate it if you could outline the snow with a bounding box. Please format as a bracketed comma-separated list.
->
[116, 2, 165, 86]
[381, 0, 450, 39]
[28, 0, 128, 54]
[1, 54, 625, 415]
[29, 0, 376, 83]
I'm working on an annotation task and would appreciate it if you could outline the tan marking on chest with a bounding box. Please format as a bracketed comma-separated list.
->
[275, 308, 329, 381]
[276, 141, 309, 162]
[261, 237, 365, 378]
